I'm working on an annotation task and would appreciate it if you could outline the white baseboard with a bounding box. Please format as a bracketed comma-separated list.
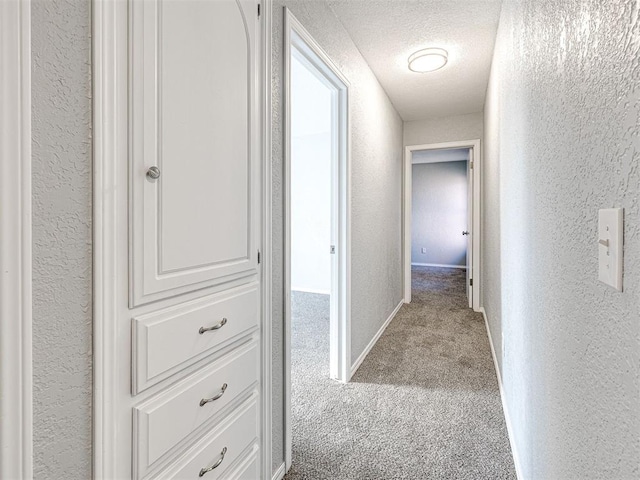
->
[411, 262, 467, 269]
[291, 287, 330, 295]
[272, 462, 286, 480]
[350, 300, 404, 377]
[480, 307, 524, 480]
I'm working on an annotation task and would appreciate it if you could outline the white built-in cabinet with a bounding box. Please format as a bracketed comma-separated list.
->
[130, 0, 261, 306]
[94, 0, 267, 478]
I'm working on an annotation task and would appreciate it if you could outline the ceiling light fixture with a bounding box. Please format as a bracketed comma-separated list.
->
[408, 47, 448, 73]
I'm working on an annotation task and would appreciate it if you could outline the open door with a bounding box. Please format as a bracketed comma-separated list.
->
[466, 149, 473, 308]
[404, 140, 481, 311]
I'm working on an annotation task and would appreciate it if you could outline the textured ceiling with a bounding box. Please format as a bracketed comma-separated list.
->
[327, 0, 503, 121]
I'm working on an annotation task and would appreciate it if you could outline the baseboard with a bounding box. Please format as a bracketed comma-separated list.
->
[272, 462, 286, 480]
[411, 262, 467, 269]
[480, 307, 524, 480]
[350, 300, 404, 377]
[290, 287, 331, 295]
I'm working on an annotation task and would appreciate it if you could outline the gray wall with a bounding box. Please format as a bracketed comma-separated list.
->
[271, 1, 404, 473]
[412, 161, 467, 267]
[483, 1, 640, 478]
[404, 112, 483, 147]
[31, 0, 93, 478]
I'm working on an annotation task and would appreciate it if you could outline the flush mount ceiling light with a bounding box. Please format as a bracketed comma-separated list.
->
[408, 47, 448, 73]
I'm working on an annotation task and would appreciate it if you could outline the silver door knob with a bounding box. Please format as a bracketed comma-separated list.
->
[462, 231, 469, 235]
[146, 166, 161, 179]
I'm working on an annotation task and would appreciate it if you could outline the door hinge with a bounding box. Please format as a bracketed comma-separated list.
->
[257, 3, 261, 17]
[470, 161, 474, 169]
[258, 250, 261, 264]
[330, 245, 336, 254]
[470, 278, 473, 286]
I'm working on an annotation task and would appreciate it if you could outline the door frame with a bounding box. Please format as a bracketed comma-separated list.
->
[0, 1, 33, 477]
[403, 140, 482, 311]
[260, 1, 273, 479]
[283, 7, 352, 470]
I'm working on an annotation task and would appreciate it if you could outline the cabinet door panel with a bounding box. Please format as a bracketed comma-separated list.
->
[130, 0, 259, 306]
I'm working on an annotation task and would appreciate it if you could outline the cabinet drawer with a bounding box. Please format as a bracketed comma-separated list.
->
[133, 283, 258, 392]
[226, 450, 260, 480]
[134, 342, 258, 478]
[156, 396, 259, 480]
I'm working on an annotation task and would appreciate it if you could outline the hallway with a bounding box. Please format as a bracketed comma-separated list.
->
[286, 267, 515, 479]
[3, 0, 638, 477]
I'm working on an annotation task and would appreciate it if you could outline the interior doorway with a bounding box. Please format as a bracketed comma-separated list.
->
[290, 53, 332, 298]
[283, 8, 351, 471]
[403, 140, 482, 310]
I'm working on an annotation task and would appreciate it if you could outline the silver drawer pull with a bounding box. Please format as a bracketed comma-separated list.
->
[199, 383, 228, 407]
[199, 447, 227, 477]
[199, 318, 227, 334]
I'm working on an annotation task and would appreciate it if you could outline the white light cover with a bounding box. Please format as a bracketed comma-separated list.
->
[408, 48, 448, 73]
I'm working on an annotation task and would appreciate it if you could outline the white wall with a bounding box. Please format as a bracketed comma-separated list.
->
[404, 112, 483, 147]
[291, 54, 332, 294]
[484, 1, 640, 478]
[32, 0, 93, 477]
[271, 2, 404, 473]
[412, 161, 467, 267]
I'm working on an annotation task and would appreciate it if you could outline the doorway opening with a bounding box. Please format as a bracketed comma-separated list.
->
[283, 8, 351, 471]
[403, 140, 481, 310]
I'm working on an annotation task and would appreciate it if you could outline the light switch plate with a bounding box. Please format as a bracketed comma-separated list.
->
[598, 208, 623, 291]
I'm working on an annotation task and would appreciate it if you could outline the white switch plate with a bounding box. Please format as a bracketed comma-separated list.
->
[421, 247, 427, 254]
[598, 208, 623, 291]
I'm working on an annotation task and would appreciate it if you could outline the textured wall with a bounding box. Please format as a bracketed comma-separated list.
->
[483, 1, 640, 478]
[31, 0, 93, 478]
[411, 161, 468, 267]
[403, 112, 483, 147]
[271, 0, 404, 472]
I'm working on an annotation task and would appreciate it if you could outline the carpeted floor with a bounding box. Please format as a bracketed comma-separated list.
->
[285, 266, 516, 480]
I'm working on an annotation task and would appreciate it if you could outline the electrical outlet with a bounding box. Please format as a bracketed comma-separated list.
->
[421, 247, 427, 254]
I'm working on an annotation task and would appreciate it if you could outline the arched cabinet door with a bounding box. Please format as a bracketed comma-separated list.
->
[130, 0, 260, 306]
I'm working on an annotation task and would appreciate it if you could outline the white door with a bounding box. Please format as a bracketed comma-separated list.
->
[466, 149, 473, 308]
[130, 0, 260, 306]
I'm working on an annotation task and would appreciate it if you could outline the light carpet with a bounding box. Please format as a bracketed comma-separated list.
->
[285, 266, 516, 479]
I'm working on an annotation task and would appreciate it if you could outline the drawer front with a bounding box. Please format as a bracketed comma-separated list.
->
[134, 342, 259, 478]
[133, 283, 259, 392]
[222, 445, 261, 480]
[157, 396, 259, 480]
[227, 450, 260, 480]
